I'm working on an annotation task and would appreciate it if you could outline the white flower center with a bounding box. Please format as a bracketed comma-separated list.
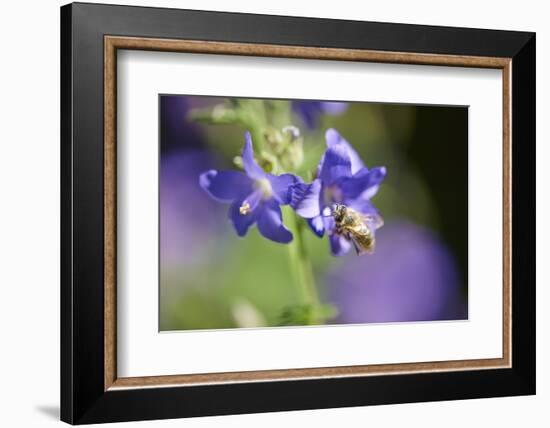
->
[255, 178, 273, 199]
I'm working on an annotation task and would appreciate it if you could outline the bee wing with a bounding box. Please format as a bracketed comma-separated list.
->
[349, 234, 374, 256]
[362, 212, 384, 230]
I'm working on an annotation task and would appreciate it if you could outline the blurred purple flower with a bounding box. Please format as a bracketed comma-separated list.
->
[328, 221, 467, 323]
[292, 101, 348, 129]
[291, 129, 386, 255]
[200, 132, 299, 244]
[161, 150, 221, 266]
[160, 96, 205, 153]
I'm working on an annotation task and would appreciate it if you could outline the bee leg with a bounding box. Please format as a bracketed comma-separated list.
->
[351, 239, 362, 255]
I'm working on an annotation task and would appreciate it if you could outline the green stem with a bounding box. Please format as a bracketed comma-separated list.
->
[286, 211, 321, 323]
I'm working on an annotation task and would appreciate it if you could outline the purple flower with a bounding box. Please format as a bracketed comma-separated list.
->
[291, 128, 386, 255]
[328, 221, 467, 323]
[200, 132, 298, 244]
[161, 150, 221, 266]
[160, 96, 204, 153]
[292, 101, 348, 129]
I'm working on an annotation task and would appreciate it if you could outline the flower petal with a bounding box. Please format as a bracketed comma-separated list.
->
[228, 191, 262, 237]
[290, 179, 322, 218]
[200, 170, 252, 202]
[347, 198, 378, 215]
[320, 102, 348, 115]
[292, 101, 320, 128]
[307, 215, 325, 237]
[329, 233, 352, 256]
[358, 166, 386, 199]
[244, 190, 263, 213]
[268, 173, 299, 204]
[293, 102, 349, 129]
[257, 202, 293, 243]
[242, 132, 266, 180]
[338, 166, 387, 200]
[325, 128, 365, 174]
[319, 142, 352, 185]
[360, 185, 380, 200]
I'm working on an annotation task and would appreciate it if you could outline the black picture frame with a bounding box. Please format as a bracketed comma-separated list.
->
[61, 2, 535, 424]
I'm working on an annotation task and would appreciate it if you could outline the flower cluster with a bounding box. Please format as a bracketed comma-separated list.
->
[200, 128, 386, 256]
[291, 129, 386, 255]
[200, 132, 297, 244]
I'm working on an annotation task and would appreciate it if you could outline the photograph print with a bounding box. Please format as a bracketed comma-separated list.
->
[159, 94, 468, 331]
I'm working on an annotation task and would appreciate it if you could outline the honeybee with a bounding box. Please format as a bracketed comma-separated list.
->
[332, 203, 384, 255]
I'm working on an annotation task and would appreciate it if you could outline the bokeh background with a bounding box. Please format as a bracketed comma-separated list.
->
[159, 95, 468, 331]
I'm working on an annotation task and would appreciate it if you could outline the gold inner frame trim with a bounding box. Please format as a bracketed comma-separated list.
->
[104, 35, 512, 391]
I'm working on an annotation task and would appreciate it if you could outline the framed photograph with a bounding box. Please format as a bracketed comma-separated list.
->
[60, 2, 535, 424]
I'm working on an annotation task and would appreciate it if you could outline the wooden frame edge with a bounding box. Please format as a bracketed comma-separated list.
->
[104, 37, 117, 390]
[105, 35, 511, 68]
[110, 358, 508, 390]
[502, 61, 513, 369]
[103, 35, 512, 391]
